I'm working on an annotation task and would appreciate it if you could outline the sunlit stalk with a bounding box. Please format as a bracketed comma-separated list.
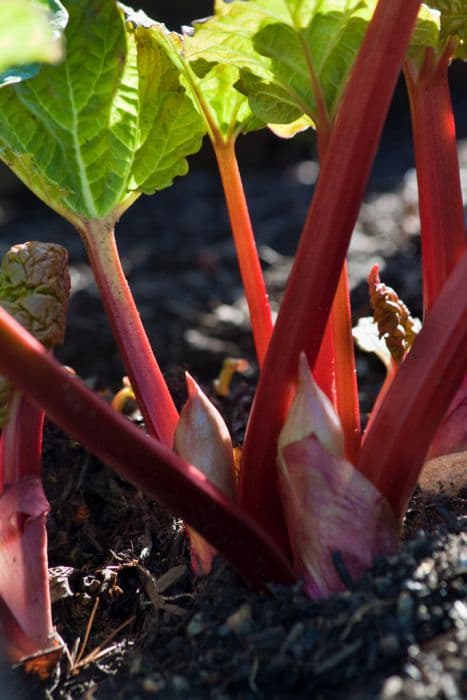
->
[239, 0, 422, 547]
[404, 44, 466, 314]
[214, 138, 274, 367]
[330, 264, 361, 464]
[79, 221, 178, 447]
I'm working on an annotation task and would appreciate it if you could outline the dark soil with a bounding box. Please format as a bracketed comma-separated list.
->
[0, 133, 466, 698]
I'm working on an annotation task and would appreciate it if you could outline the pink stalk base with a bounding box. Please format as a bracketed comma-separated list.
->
[214, 139, 273, 367]
[239, 0, 422, 547]
[0, 395, 56, 661]
[0, 478, 56, 661]
[278, 436, 399, 598]
[79, 220, 178, 447]
[0, 307, 294, 588]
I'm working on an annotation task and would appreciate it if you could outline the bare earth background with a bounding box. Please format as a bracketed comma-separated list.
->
[0, 2, 466, 697]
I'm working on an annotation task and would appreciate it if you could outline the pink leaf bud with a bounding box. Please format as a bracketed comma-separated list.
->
[0, 478, 59, 661]
[278, 353, 345, 459]
[174, 373, 235, 574]
[277, 355, 398, 598]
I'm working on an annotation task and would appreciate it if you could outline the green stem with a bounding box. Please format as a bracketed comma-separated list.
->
[404, 46, 466, 314]
[238, 0, 422, 547]
[214, 138, 274, 367]
[79, 220, 178, 447]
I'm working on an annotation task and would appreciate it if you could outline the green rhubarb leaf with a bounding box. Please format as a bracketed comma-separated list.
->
[183, 0, 381, 130]
[0, 0, 205, 226]
[408, 5, 441, 52]
[180, 61, 263, 140]
[121, 5, 262, 144]
[0, 0, 68, 87]
[428, 1, 467, 58]
[0, 241, 70, 426]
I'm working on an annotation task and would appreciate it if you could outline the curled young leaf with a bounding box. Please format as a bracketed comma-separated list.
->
[0, 241, 69, 346]
[368, 264, 420, 364]
[0, 241, 70, 425]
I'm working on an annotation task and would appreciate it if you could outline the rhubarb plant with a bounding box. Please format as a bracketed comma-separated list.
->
[0, 0, 465, 669]
[403, 1, 467, 470]
[0, 0, 206, 446]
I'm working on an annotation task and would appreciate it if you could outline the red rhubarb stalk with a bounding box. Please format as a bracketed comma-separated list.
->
[0, 306, 294, 588]
[79, 221, 178, 447]
[239, 0, 422, 547]
[329, 263, 361, 464]
[214, 138, 273, 366]
[358, 251, 467, 517]
[0, 395, 44, 486]
[304, 53, 361, 464]
[312, 263, 360, 464]
[404, 44, 466, 314]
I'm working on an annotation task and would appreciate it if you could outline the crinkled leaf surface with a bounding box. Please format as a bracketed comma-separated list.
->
[0, 0, 67, 85]
[122, 4, 261, 143]
[0, 0, 205, 225]
[184, 0, 381, 129]
[0, 241, 70, 427]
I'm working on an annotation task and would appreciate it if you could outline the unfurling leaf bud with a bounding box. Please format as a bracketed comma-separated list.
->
[0, 241, 70, 347]
[278, 353, 345, 459]
[277, 355, 398, 598]
[368, 265, 419, 364]
[0, 242, 70, 427]
[174, 373, 235, 574]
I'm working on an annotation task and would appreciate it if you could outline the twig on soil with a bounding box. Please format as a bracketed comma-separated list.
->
[137, 564, 192, 617]
[72, 596, 100, 669]
[71, 615, 136, 671]
[64, 593, 136, 675]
